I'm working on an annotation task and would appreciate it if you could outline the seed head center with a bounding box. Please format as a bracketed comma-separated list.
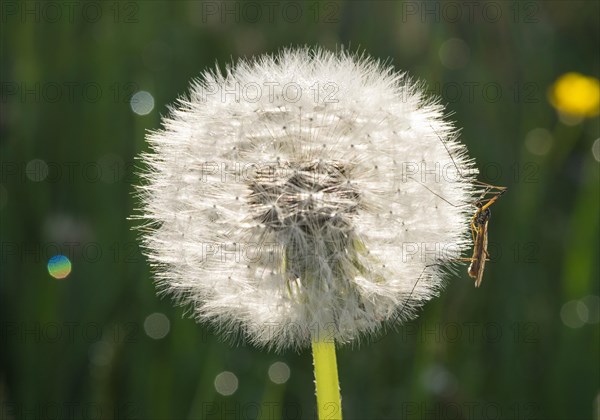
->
[247, 160, 361, 232]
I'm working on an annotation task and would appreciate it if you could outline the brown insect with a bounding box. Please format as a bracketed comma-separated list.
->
[463, 185, 507, 287]
[410, 129, 508, 287]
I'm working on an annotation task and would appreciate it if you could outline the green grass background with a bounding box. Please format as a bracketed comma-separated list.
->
[1, 1, 599, 419]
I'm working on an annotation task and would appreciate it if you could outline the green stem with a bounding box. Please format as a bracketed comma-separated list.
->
[311, 337, 342, 420]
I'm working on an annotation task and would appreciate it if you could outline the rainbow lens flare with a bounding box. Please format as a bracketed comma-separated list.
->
[48, 255, 72, 279]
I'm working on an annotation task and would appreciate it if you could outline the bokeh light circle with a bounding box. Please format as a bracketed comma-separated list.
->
[47, 255, 72, 279]
[130, 91, 155, 116]
[26, 159, 49, 182]
[143, 312, 171, 339]
[214, 371, 238, 396]
[268, 361, 291, 384]
[525, 128, 553, 156]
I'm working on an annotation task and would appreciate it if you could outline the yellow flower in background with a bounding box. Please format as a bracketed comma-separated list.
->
[548, 73, 600, 118]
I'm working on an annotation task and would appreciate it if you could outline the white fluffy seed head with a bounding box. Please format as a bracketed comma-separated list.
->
[134, 48, 477, 351]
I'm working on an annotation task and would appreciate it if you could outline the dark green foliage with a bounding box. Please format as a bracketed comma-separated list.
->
[1, 1, 598, 419]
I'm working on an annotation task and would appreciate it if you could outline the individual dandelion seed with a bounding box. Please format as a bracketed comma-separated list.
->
[133, 48, 478, 351]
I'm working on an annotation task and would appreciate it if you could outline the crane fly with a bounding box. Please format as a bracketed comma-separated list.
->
[390, 128, 507, 321]
[410, 128, 507, 287]
[463, 183, 507, 287]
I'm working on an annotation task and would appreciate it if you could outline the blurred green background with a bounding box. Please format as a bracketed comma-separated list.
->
[2, 1, 599, 419]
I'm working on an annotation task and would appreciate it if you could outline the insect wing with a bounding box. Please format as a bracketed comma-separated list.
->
[474, 218, 489, 288]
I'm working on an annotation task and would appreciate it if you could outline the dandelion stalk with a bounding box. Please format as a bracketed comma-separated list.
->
[312, 338, 342, 420]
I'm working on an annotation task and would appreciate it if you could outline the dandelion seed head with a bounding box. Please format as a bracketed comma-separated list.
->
[134, 48, 477, 351]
